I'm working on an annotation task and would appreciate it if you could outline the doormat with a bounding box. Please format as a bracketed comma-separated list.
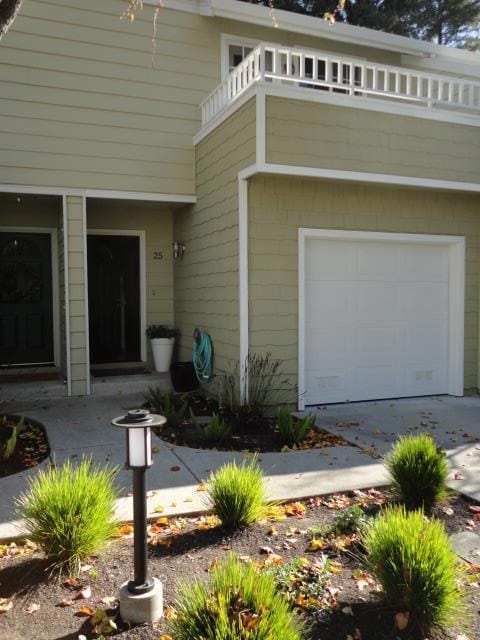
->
[91, 368, 151, 378]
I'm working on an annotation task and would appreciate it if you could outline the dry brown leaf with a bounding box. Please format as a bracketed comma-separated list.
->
[24, 603, 40, 614]
[0, 598, 13, 614]
[57, 599, 75, 608]
[394, 611, 410, 631]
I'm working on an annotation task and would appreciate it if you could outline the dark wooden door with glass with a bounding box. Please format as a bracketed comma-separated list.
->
[87, 234, 141, 364]
[0, 232, 54, 366]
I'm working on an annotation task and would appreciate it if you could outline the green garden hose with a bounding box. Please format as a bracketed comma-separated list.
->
[193, 328, 214, 382]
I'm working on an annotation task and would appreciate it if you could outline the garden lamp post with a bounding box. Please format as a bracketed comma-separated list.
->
[112, 408, 166, 624]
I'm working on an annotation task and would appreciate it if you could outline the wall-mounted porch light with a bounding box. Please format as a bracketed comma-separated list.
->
[172, 240, 186, 259]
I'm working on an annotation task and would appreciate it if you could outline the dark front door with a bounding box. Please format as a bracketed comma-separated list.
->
[0, 232, 54, 366]
[87, 234, 140, 364]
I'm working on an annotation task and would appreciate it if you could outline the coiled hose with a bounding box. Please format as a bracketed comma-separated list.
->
[193, 328, 214, 382]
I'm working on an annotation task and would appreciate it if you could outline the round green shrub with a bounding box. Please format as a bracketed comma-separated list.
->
[385, 433, 448, 510]
[18, 458, 118, 574]
[363, 505, 466, 631]
[170, 554, 306, 640]
[207, 457, 266, 528]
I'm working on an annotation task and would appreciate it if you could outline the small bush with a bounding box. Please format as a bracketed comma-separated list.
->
[143, 388, 187, 429]
[207, 457, 266, 528]
[363, 505, 466, 631]
[18, 458, 118, 574]
[269, 555, 333, 619]
[2, 415, 24, 460]
[277, 408, 314, 447]
[386, 434, 448, 510]
[225, 352, 295, 427]
[170, 554, 306, 640]
[308, 504, 368, 540]
[202, 414, 232, 444]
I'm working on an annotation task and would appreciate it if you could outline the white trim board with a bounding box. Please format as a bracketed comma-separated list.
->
[259, 163, 480, 194]
[87, 229, 147, 365]
[82, 198, 91, 396]
[0, 226, 61, 371]
[297, 229, 465, 410]
[262, 84, 480, 129]
[0, 185, 196, 203]
[62, 197, 72, 396]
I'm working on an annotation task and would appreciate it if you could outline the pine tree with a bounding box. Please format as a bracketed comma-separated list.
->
[243, 0, 480, 49]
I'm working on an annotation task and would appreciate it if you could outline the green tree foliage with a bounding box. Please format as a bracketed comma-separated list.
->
[243, 0, 480, 49]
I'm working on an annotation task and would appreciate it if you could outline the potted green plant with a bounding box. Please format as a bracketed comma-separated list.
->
[146, 325, 178, 373]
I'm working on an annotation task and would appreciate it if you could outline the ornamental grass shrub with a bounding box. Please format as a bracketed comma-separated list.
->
[277, 407, 315, 447]
[202, 413, 232, 444]
[207, 457, 266, 528]
[385, 433, 448, 510]
[363, 505, 466, 631]
[170, 554, 306, 640]
[18, 458, 118, 574]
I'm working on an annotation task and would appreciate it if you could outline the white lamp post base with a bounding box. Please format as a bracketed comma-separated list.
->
[119, 577, 163, 624]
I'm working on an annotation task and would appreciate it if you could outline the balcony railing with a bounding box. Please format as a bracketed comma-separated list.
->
[200, 43, 480, 127]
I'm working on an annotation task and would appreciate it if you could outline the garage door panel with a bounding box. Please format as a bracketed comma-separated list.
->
[305, 327, 353, 363]
[305, 283, 352, 326]
[304, 237, 451, 405]
[400, 245, 449, 281]
[398, 283, 449, 321]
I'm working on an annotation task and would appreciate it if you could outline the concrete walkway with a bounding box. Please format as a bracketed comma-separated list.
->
[1, 381, 479, 540]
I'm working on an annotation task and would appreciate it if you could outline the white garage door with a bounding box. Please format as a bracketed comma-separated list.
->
[304, 236, 451, 405]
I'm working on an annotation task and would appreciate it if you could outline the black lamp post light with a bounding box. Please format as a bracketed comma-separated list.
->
[112, 408, 166, 624]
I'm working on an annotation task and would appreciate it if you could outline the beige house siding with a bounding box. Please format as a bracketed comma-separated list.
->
[248, 176, 480, 391]
[87, 200, 174, 365]
[266, 96, 480, 184]
[64, 195, 88, 395]
[174, 98, 256, 379]
[0, 0, 416, 195]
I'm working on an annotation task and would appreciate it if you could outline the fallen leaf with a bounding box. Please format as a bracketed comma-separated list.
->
[75, 586, 92, 600]
[307, 539, 324, 551]
[24, 603, 40, 614]
[394, 611, 410, 630]
[75, 605, 95, 617]
[63, 576, 81, 589]
[57, 599, 74, 608]
[0, 598, 13, 614]
[260, 546, 275, 555]
[117, 524, 134, 537]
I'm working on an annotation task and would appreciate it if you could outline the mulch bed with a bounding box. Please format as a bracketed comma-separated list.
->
[0, 415, 50, 478]
[1, 489, 479, 640]
[152, 395, 349, 452]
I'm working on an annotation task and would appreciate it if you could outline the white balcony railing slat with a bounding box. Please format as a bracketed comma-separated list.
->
[200, 43, 480, 127]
